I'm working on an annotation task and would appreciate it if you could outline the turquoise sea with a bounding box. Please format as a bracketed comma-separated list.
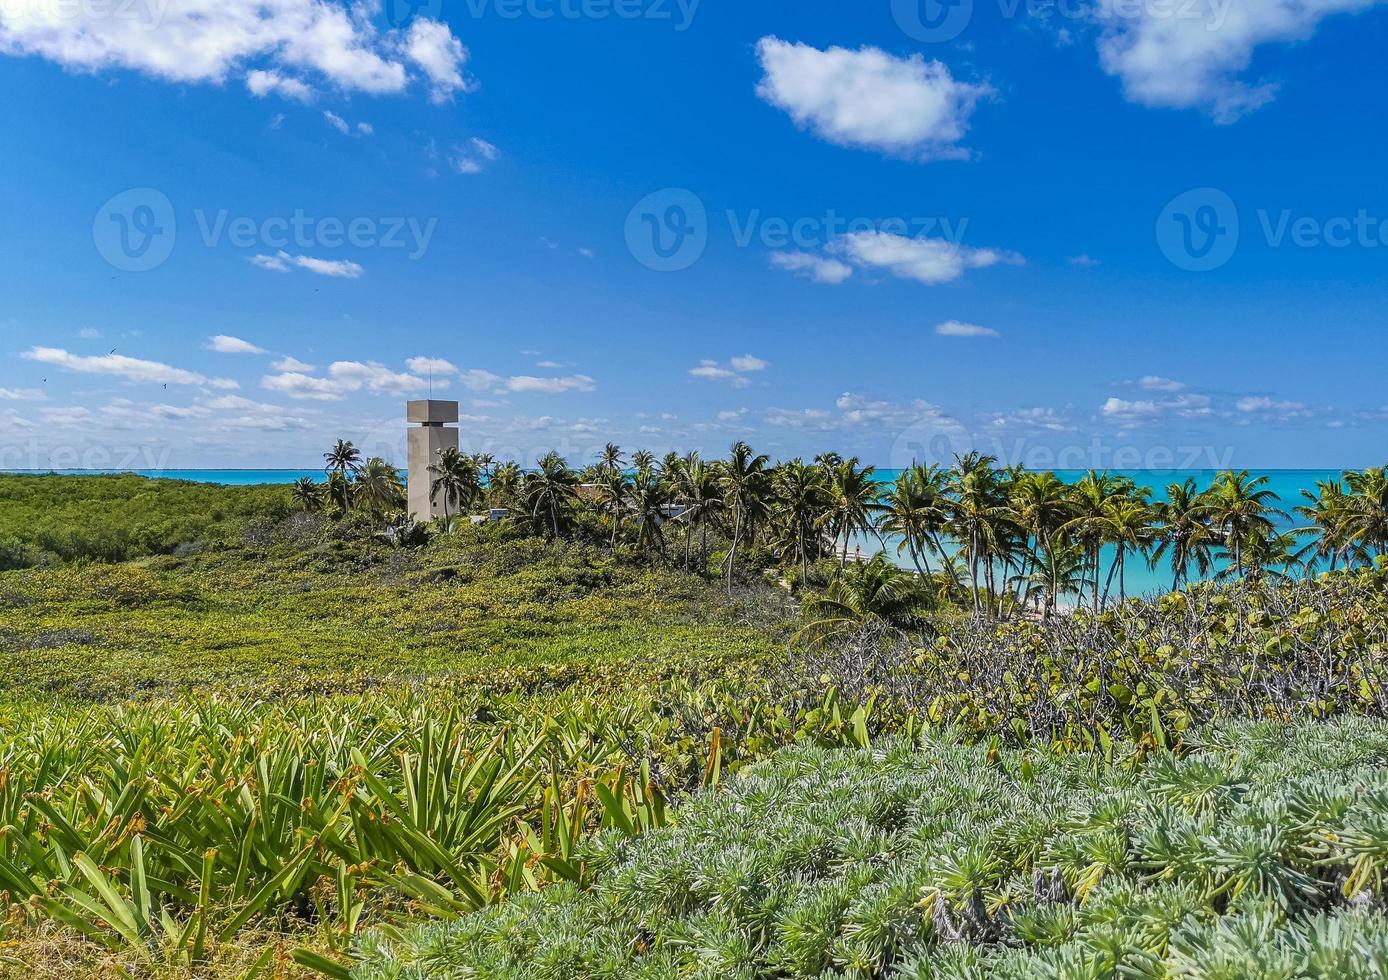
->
[25, 467, 1348, 598]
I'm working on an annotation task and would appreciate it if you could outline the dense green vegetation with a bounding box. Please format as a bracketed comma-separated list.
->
[0, 515, 780, 703]
[355, 721, 1388, 979]
[2, 460, 1387, 978]
[0, 473, 288, 568]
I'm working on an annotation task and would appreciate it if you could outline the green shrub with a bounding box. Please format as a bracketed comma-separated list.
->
[354, 720, 1388, 979]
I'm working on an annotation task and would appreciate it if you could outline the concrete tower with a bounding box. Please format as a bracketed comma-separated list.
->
[407, 399, 460, 520]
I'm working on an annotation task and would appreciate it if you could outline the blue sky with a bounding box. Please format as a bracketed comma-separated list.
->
[2, 0, 1386, 470]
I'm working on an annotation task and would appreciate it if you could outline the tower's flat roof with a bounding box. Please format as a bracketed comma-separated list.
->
[407, 400, 459, 424]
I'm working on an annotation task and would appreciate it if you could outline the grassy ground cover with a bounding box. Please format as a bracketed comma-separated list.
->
[356, 720, 1388, 979]
[0, 474, 289, 568]
[0, 514, 784, 703]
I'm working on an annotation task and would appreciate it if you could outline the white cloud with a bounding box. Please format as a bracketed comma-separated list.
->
[765, 406, 836, 430]
[536, 360, 563, 369]
[1137, 375, 1186, 392]
[328, 361, 431, 395]
[987, 407, 1075, 432]
[1102, 394, 1213, 422]
[22, 346, 236, 389]
[272, 356, 315, 373]
[769, 251, 854, 284]
[754, 37, 992, 160]
[323, 110, 349, 134]
[1236, 396, 1312, 419]
[249, 254, 291, 273]
[935, 320, 999, 338]
[78, 327, 101, 339]
[0, 3, 472, 104]
[690, 363, 743, 384]
[1067, 254, 1102, 267]
[834, 231, 1022, 285]
[450, 137, 500, 175]
[690, 356, 769, 387]
[249, 251, 363, 278]
[460, 369, 505, 391]
[207, 335, 265, 354]
[246, 69, 313, 102]
[357, 121, 373, 136]
[0, 387, 44, 401]
[405, 357, 459, 375]
[291, 254, 362, 278]
[262, 372, 341, 401]
[506, 375, 596, 394]
[1095, 0, 1386, 123]
[406, 17, 473, 104]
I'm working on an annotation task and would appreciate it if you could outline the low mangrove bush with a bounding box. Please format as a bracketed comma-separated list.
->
[781, 565, 1388, 750]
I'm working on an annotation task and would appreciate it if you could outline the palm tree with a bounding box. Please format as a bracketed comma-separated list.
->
[825, 458, 880, 568]
[1237, 529, 1304, 582]
[599, 469, 630, 548]
[629, 468, 672, 560]
[323, 439, 362, 511]
[488, 462, 522, 512]
[472, 452, 497, 482]
[290, 477, 325, 513]
[879, 463, 952, 579]
[679, 457, 723, 575]
[1097, 496, 1155, 603]
[1205, 470, 1283, 580]
[947, 455, 1005, 614]
[597, 443, 624, 476]
[1008, 470, 1072, 607]
[1294, 478, 1354, 573]
[429, 447, 480, 524]
[796, 554, 934, 646]
[719, 441, 771, 594]
[1151, 478, 1216, 591]
[771, 459, 831, 584]
[631, 450, 656, 477]
[355, 457, 405, 518]
[523, 452, 578, 539]
[1063, 471, 1130, 614]
[324, 439, 362, 478]
[1343, 467, 1388, 560]
[325, 470, 352, 514]
[1015, 535, 1086, 620]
